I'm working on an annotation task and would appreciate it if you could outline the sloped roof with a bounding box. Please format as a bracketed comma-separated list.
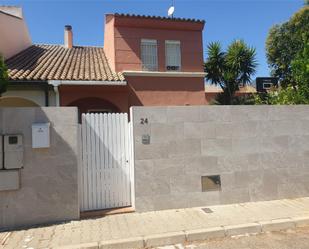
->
[114, 13, 205, 24]
[204, 84, 223, 93]
[237, 85, 257, 93]
[6, 44, 125, 82]
[205, 85, 257, 93]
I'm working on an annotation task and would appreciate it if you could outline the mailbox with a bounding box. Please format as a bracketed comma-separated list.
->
[32, 123, 50, 148]
[0, 135, 3, 169]
[4, 135, 23, 169]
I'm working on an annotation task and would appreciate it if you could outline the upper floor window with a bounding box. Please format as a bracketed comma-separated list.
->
[165, 40, 181, 71]
[141, 39, 158, 71]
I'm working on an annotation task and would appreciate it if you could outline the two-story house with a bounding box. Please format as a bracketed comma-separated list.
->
[2, 11, 206, 114]
[59, 14, 206, 114]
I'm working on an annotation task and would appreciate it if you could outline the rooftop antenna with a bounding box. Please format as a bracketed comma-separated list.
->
[168, 0, 175, 18]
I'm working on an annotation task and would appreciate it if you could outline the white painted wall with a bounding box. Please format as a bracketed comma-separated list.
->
[1, 89, 57, 107]
[2, 90, 45, 106]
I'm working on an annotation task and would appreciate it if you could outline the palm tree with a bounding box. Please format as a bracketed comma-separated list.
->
[204, 42, 225, 89]
[204, 40, 257, 104]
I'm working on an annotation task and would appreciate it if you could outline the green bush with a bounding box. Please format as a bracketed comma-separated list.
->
[254, 86, 309, 105]
[0, 54, 8, 96]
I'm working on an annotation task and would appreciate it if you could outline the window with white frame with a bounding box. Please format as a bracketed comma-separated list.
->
[165, 40, 181, 71]
[141, 39, 158, 71]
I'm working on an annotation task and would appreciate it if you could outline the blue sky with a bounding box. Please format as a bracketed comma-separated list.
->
[0, 0, 305, 77]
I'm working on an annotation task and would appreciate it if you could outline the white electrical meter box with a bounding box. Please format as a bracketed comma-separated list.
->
[0, 135, 3, 169]
[32, 123, 50, 148]
[4, 135, 23, 169]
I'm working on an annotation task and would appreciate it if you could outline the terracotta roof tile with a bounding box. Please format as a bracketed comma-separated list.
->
[114, 13, 205, 24]
[6, 44, 125, 82]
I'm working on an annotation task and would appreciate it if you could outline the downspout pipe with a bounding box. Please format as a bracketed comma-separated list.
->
[50, 81, 61, 107]
[44, 84, 49, 106]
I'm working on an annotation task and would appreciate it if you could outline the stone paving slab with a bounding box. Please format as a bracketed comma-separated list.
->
[1, 197, 309, 249]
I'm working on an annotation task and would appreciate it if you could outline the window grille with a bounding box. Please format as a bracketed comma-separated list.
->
[141, 39, 158, 71]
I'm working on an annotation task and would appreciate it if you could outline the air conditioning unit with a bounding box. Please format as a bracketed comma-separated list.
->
[166, 65, 180, 71]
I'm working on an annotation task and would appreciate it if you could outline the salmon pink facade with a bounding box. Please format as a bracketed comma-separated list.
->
[127, 76, 206, 107]
[60, 85, 129, 113]
[104, 14, 205, 73]
[60, 14, 206, 114]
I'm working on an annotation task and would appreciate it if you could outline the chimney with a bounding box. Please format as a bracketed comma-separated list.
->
[64, 25, 73, 48]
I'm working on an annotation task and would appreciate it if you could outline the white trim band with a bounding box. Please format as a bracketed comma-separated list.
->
[48, 80, 127, 86]
[122, 71, 206, 78]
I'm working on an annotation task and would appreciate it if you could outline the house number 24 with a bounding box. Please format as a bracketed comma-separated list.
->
[140, 118, 148, 125]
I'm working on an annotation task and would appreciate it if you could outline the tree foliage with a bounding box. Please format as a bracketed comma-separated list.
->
[292, 42, 309, 95]
[0, 54, 8, 96]
[254, 86, 309, 105]
[266, 5, 309, 86]
[255, 43, 309, 105]
[204, 40, 257, 105]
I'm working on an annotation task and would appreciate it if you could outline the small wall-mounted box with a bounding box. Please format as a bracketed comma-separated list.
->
[0, 170, 20, 191]
[4, 135, 23, 169]
[142, 134, 151, 145]
[32, 123, 50, 149]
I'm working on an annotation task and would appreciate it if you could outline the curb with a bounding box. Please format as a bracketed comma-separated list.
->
[259, 218, 295, 232]
[185, 227, 225, 242]
[144, 231, 186, 247]
[291, 216, 309, 227]
[99, 237, 144, 249]
[224, 223, 261, 236]
[52, 216, 309, 249]
[54, 242, 99, 249]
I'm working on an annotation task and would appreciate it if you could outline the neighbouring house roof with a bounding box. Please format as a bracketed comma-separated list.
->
[0, 6, 23, 19]
[6, 44, 125, 82]
[113, 13, 205, 24]
[237, 85, 257, 93]
[204, 85, 224, 93]
[205, 85, 257, 93]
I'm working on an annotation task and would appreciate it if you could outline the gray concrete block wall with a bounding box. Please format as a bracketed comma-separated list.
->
[0, 107, 79, 230]
[132, 106, 309, 212]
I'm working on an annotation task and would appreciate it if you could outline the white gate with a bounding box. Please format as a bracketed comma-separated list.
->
[79, 113, 133, 212]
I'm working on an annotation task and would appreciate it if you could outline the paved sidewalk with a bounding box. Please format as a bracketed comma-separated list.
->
[1, 198, 309, 249]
